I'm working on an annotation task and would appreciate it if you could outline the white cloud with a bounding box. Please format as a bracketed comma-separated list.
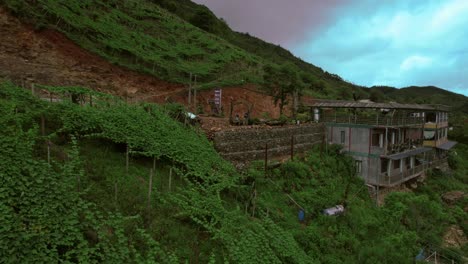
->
[292, 0, 468, 95]
[400, 55, 433, 71]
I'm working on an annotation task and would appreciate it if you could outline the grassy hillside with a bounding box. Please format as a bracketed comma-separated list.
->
[1, 82, 467, 262]
[1, 0, 265, 87]
[371, 86, 468, 111]
[0, 0, 365, 99]
[3, 0, 466, 105]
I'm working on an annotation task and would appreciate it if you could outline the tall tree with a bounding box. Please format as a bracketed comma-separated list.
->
[263, 63, 302, 116]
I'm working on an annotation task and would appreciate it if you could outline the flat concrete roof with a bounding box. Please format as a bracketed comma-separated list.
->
[436, 141, 457, 150]
[307, 100, 449, 111]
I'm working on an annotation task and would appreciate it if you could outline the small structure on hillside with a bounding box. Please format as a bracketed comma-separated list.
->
[307, 99, 456, 187]
[323, 205, 345, 216]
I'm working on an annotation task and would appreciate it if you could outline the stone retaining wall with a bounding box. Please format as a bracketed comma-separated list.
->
[213, 123, 324, 162]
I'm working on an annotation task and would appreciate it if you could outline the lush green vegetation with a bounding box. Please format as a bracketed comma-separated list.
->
[1, 82, 466, 262]
[1, 1, 467, 263]
[2, 0, 265, 88]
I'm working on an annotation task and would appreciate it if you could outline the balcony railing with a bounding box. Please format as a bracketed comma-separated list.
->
[386, 139, 423, 154]
[370, 158, 448, 186]
[376, 164, 425, 186]
[323, 113, 424, 127]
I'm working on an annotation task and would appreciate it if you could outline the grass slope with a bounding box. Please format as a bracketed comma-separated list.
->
[2, 0, 264, 88]
[1, 81, 467, 262]
[1, 0, 365, 98]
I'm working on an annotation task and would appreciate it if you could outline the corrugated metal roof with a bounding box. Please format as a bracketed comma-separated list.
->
[385, 147, 433, 160]
[436, 141, 457, 150]
[306, 100, 449, 111]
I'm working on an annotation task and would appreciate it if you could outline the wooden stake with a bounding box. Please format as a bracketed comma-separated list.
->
[126, 145, 129, 174]
[147, 169, 153, 209]
[194, 75, 197, 112]
[290, 135, 294, 160]
[264, 143, 268, 176]
[251, 189, 257, 217]
[114, 182, 118, 203]
[31, 83, 35, 96]
[188, 73, 192, 105]
[47, 141, 51, 164]
[40, 115, 45, 136]
[77, 170, 81, 192]
[168, 167, 172, 192]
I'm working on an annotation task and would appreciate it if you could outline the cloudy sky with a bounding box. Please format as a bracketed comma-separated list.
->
[192, 0, 467, 95]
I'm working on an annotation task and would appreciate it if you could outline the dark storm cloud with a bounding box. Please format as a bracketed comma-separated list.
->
[192, 0, 347, 46]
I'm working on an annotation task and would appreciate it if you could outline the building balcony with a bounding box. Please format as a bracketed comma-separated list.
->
[385, 139, 424, 155]
[425, 121, 448, 129]
[423, 138, 448, 148]
[368, 158, 448, 187]
[323, 113, 424, 127]
[371, 164, 425, 187]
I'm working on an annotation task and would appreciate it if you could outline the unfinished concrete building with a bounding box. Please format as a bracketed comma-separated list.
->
[308, 100, 456, 187]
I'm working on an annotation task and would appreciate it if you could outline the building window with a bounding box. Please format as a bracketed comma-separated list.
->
[341, 131, 345, 144]
[355, 160, 362, 174]
[393, 160, 400, 170]
[372, 133, 380, 146]
[381, 159, 388, 173]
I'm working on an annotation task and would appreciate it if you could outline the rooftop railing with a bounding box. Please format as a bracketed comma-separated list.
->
[322, 113, 425, 127]
[386, 139, 424, 155]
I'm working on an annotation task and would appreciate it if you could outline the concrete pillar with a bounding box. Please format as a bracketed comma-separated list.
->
[314, 108, 320, 123]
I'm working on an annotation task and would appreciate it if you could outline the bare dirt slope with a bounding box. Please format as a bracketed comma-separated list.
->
[0, 7, 288, 121]
[0, 7, 185, 98]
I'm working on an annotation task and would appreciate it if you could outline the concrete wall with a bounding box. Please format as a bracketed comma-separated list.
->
[327, 125, 386, 182]
[214, 123, 324, 162]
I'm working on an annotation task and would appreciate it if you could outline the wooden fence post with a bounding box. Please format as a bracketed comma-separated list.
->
[264, 143, 268, 176]
[147, 169, 153, 209]
[251, 188, 257, 217]
[168, 167, 172, 192]
[290, 135, 294, 160]
[40, 115, 45, 137]
[47, 141, 51, 164]
[114, 182, 118, 204]
[193, 75, 197, 112]
[126, 145, 129, 174]
[188, 73, 192, 105]
[77, 170, 81, 192]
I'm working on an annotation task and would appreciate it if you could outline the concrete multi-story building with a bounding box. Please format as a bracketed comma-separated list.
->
[309, 100, 457, 187]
